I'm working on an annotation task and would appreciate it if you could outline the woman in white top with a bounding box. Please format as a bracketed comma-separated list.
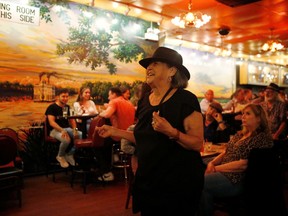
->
[73, 86, 98, 132]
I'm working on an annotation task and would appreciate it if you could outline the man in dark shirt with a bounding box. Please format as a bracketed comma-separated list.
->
[45, 89, 82, 168]
[204, 102, 231, 143]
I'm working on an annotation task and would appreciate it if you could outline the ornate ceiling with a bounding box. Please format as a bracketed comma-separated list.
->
[70, 0, 288, 66]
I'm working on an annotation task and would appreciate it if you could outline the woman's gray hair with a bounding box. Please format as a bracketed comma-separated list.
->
[171, 67, 188, 89]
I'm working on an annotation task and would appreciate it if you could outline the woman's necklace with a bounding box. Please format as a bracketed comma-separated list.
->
[150, 87, 173, 106]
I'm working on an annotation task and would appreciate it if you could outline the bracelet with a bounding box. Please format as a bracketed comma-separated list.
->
[73, 128, 78, 131]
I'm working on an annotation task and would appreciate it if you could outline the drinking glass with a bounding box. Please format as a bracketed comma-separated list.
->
[69, 108, 75, 116]
[204, 142, 212, 152]
[63, 106, 68, 118]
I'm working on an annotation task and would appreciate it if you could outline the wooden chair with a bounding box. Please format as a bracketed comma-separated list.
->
[43, 116, 61, 182]
[71, 116, 105, 194]
[0, 134, 23, 207]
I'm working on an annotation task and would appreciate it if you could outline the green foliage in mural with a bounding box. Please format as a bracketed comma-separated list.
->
[29, 0, 154, 74]
[56, 6, 148, 74]
[30, 0, 70, 23]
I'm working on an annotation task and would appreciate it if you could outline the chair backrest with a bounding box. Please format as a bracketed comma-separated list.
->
[0, 134, 17, 166]
[0, 128, 19, 146]
[244, 147, 287, 215]
[91, 116, 105, 148]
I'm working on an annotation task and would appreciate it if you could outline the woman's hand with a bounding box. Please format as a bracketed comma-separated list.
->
[152, 111, 175, 137]
[205, 162, 216, 174]
[213, 112, 223, 122]
[96, 125, 116, 138]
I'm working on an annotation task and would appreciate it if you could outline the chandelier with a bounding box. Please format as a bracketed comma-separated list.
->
[171, 0, 211, 29]
[261, 29, 284, 52]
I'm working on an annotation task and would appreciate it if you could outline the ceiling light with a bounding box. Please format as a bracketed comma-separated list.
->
[261, 28, 284, 52]
[171, 0, 211, 29]
[145, 22, 161, 41]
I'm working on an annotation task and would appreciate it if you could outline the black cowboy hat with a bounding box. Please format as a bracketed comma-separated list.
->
[139, 47, 190, 80]
[266, 83, 280, 93]
[209, 102, 223, 113]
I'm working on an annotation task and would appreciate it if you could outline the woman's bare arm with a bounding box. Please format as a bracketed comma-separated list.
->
[96, 125, 135, 143]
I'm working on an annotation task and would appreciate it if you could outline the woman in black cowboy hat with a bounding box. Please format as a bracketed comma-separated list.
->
[96, 47, 205, 215]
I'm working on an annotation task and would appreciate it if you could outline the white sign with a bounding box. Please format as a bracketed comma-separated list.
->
[0, 1, 40, 26]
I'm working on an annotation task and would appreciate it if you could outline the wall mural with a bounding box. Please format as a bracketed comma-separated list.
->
[0, 0, 158, 130]
[0, 0, 235, 131]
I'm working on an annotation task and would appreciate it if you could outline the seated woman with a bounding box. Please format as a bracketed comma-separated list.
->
[198, 104, 273, 216]
[73, 86, 98, 132]
[204, 102, 231, 143]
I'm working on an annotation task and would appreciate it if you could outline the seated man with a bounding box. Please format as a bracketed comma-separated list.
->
[204, 102, 231, 143]
[99, 87, 135, 181]
[200, 89, 217, 114]
[261, 83, 287, 140]
[45, 88, 82, 168]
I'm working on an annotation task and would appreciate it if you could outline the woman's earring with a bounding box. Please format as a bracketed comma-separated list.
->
[168, 76, 172, 82]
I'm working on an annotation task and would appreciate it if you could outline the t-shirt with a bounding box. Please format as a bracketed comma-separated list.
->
[108, 96, 135, 141]
[45, 103, 70, 132]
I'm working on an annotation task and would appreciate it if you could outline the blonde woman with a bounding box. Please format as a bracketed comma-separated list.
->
[199, 104, 273, 216]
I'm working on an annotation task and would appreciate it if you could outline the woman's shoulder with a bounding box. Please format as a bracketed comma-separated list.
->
[252, 131, 273, 148]
[174, 89, 200, 112]
[88, 100, 96, 105]
[176, 89, 198, 101]
[73, 101, 80, 106]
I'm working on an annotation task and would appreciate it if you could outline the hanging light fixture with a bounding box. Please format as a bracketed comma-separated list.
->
[171, 0, 211, 29]
[261, 28, 284, 52]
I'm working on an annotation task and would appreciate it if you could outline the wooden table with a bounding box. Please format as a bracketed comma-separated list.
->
[201, 144, 226, 158]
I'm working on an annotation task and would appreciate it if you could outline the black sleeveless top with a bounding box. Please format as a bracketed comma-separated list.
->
[134, 88, 204, 197]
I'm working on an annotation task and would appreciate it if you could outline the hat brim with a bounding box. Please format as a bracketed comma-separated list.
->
[139, 57, 190, 80]
[209, 104, 223, 113]
[266, 86, 280, 92]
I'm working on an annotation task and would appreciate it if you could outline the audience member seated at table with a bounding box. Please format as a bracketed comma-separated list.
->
[130, 83, 143, 108]
[73, 86, 98, 132]
[45, 88, 82, 168]
[251, 88, 265, 104]
[261, 83, 287, 140]
[223, 88, 247, 113]
[198, 104, 273, 216]
[130, 83, 152, 110]
[200, 89, 217, 114]
[98, 87, 135, 181]
[204, 102, 231, 144]
[120, 85, 131, 100]
[243, 88, 253, 103]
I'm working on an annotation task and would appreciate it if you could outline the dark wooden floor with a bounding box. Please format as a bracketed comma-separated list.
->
[0, 170, 140, 216]
[1, 170, 288, 216]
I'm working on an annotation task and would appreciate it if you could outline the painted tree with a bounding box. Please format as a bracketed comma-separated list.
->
[31, 1, 151, 74]
[56, 7, 148, 74]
